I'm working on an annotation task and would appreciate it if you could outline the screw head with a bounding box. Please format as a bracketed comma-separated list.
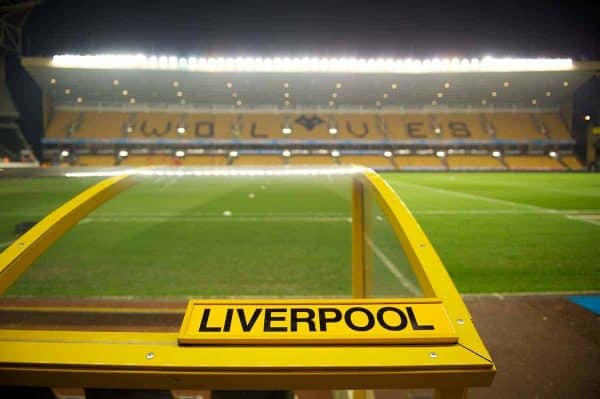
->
[145, 352, 155, 360]
[429, 352, 437, 359]
[457, 318, 465, 325]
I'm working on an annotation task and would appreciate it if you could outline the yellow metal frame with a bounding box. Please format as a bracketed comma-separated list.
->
[0, 168, 494, 396]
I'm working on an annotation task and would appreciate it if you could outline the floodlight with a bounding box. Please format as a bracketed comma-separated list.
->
[434, 127, 441, 134]
[177, 127, 186, 134]
[282, 150, 291, 157]
[437, 92, 443, 98]
[129, 98, 136, 104]
[549, 151, 557, 158]
[112, 79, 119, 86]
[491, 91, 497, 97]
[329, 127, 338, 135]
[50, 78, 56, 84]
[546, 91, 551, 97]
[121, 89, 128, 96]
[584, 115, 591, 121]
[563, 81, 569, 87]
[331, 150, 340, 157]
[503, 81, 509, 87]
[444, 82, 450, 88]
[118, 150, 129, 157]
[491, 151, 502, 158]
[60, 150, 69, 157]
[383, 150, 393, 158]
[435, 151, 446, 158]
[175, 150, 186, 158]
[64, 88, 71, 94]
[282, 127, 292, 135]
[229, 150, 239, 157]
[76, 97, 83, 103]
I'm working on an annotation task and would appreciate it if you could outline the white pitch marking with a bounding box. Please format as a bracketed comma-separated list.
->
[392, 180, 558, 214]
[79, 216, 351, 223]
[365, 236, 420, 296]
[564, 215, 600, 226]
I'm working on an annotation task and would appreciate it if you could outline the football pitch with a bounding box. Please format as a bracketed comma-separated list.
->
[1, 171, 599, 298]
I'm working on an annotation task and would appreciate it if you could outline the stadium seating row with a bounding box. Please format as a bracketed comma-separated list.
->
[46, 111, 572, 141]
[74, 154, 583, 171]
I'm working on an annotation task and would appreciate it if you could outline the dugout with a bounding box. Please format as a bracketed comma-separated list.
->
[0, 166, 495, 398]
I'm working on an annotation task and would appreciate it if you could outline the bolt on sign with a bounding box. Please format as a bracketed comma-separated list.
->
[178, 299, 457, 345]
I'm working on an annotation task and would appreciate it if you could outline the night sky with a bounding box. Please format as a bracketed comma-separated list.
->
[22, 0, 600, 59]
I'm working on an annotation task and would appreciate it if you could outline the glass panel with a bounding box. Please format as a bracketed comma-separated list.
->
[363, 182, 423, 298]
[0, 168, 424, 332]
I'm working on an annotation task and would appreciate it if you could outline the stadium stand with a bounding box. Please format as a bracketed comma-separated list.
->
[560, 154, 584, 170]
[504, 155, 565, 171]
[394, 155, 444, 170]
[44, 110, 575, 142]
[76, 154, 115, 166]
[446, 155, 506, 170]
[233, 154, 284, 166]
[339, 154, 394, 168]
[288, 155, 338, 165]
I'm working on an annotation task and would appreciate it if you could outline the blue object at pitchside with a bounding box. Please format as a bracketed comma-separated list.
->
[569, 295, 600, 315]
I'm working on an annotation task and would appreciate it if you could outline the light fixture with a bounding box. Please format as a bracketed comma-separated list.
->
[180, 99, 186, 105]
[284, 92, 290, 98]
[175, 150, 186, 157]
[481, 99, 487, 105]
[121, 89, 128, 96]
[177, 126, 186, 134]
[284, 100, 290, 105]
[549, 151, 557, 158]
[283, 82, 289, 88]
[328, 127, 338, 135]
[584, 115, 591, 121]
[229, 150, 239, 157]
[236, 100, 242, 106]
[563, 81, 569, 87]
[282, 149, 291, 157]
[331, 92, 338, 98]
[282, 127, 292, 135]
[503, 81, 509, 87]
[118, 150, 129, 157]
[60, 150, 69, 157]
[391, 83, 397, 89]
[64, 88, 71, 94]
[173, 81, 179, 87]
[437, 92, 443, 98]
[491, 91, 497, 97]
[444, 82, 450, 89]
[432, 100, 438, 105]
[531, 99, 537, 105]
[76, 97, 83, 103]
[226, 82, 233, 88]
[329, 100, 334, 106]
[176, 91, 183, 97]
[435, 150, 446, 158]
[232, 92, 238, 98]
[383, 150, 393, 158]
[331, 150, 340, 157]
[434, 127, 441, 134]
[113, 79, 119, 86]
[546, 91, 551, 97]
[126, 126, 133, 133]
[129, 98, 136, 104]
[50, 78, 56, 84]
[383, 93, 389, 99]
[336, 82, 342, 89]
[492, 150, 502, 158]
[375, 100, 382, 107]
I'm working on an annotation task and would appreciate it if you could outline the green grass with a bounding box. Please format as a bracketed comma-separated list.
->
[1, 172, 599, 297]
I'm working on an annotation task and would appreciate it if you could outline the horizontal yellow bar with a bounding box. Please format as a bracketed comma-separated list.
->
[178, 299, 456, 345]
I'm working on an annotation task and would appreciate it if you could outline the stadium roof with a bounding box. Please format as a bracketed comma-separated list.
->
[22, 56, 599, 111]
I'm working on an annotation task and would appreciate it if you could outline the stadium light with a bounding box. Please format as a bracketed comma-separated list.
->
[60, 150, 69, 157]
[229, 150, 239, 157]
[51, 54, 574, 74]
[383, 150, 393, 158]
[434, 127, 442, 134]
[435, 150, 446, 158]
[549, 151, 558, 158]
[175, 150, 186, 158]
[64, 88, 71, 94]
[584, 115, 591, 121]
[282, 149, 291, 157]
[329, 127, 338, 135]
[491, 150, 502, 158]
[112, 79, 119, 86]
[118, 150, 129, 157]
[50, 78, 56, 84]
[177, 126, 186, 134]
[282, 127, 292, 135]
[331, 150, 340, 157]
